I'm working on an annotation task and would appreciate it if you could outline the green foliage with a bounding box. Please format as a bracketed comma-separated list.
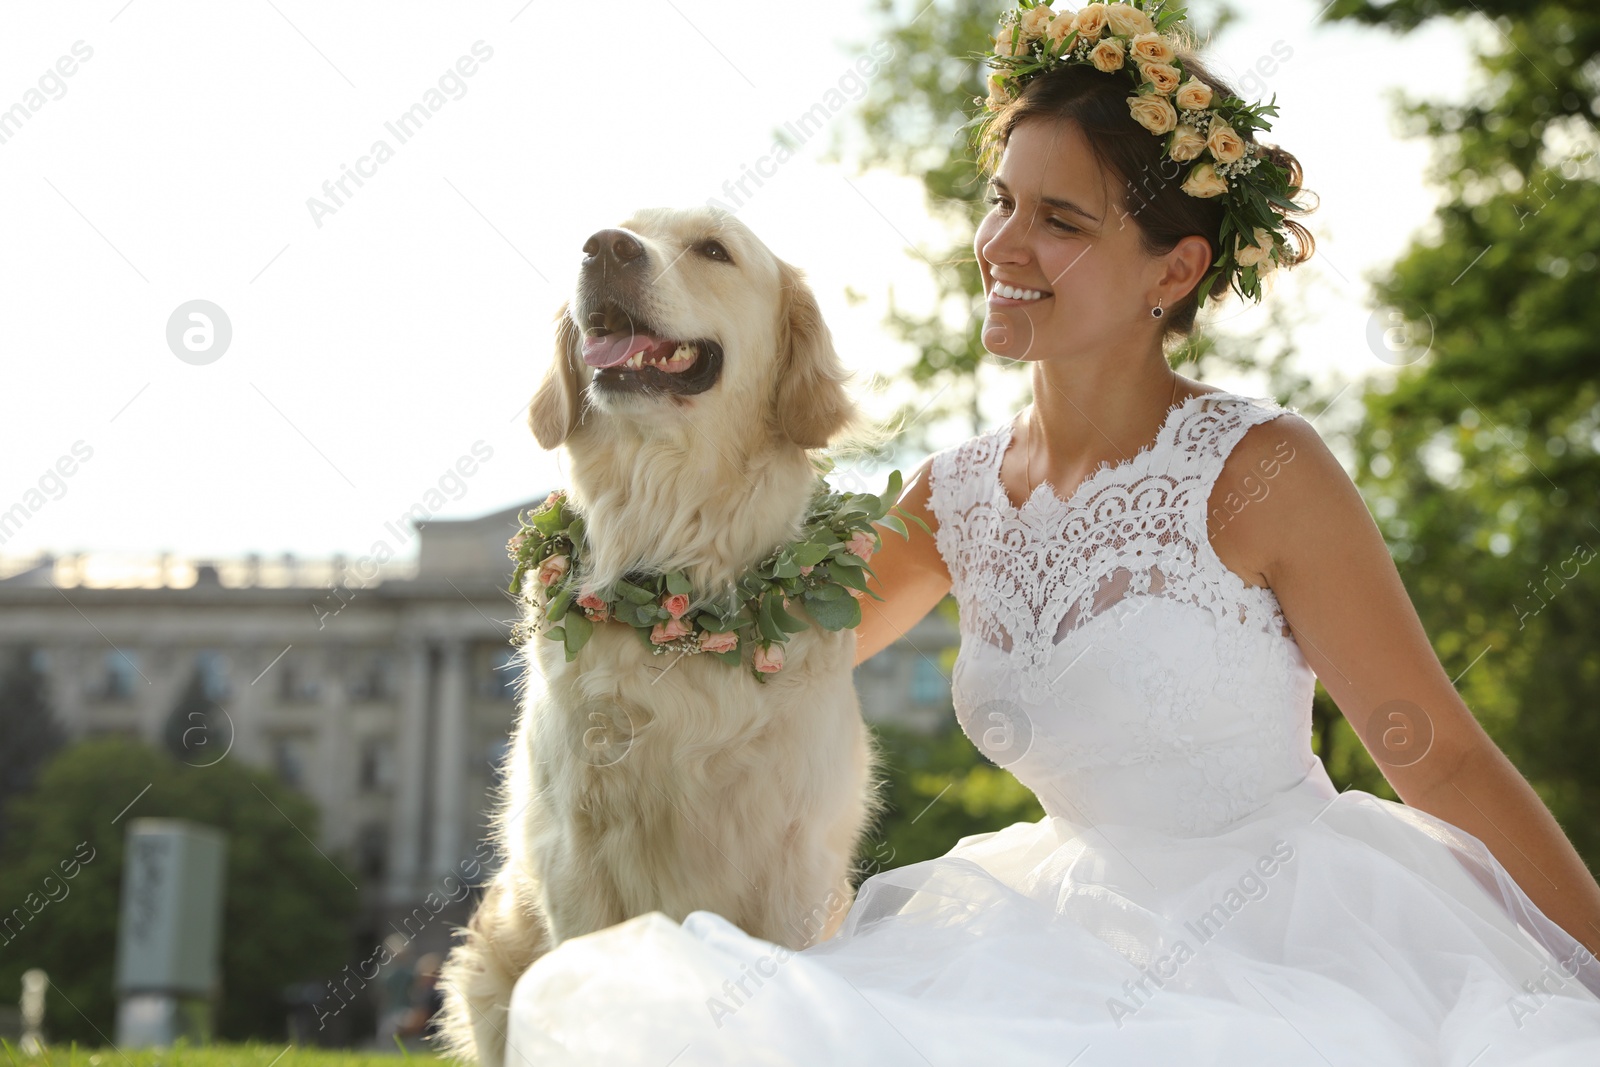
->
[0, 738, 360, 1045]
[1324, 0, 1600, 871]
[0, 645, 66, 856]
[856, 720, 1045, 880]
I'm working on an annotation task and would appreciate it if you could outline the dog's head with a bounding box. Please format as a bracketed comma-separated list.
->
[529, 205, 856, 451]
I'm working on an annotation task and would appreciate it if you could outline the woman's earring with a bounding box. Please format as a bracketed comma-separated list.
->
[1150, 297, 1165, 320]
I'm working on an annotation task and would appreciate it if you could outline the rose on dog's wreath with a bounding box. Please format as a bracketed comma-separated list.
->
[507, 457, 930, 682]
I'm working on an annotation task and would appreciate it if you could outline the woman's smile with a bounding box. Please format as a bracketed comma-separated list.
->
[988, 279, 1054, 305]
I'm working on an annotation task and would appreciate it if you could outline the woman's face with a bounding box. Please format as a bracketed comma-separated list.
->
[975, 117, 1166, 363]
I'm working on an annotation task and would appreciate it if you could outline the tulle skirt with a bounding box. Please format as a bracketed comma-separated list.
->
[505, 761, 1600, 1065]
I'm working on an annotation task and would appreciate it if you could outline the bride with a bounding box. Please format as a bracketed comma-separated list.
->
[483, 3, 1600, 1063]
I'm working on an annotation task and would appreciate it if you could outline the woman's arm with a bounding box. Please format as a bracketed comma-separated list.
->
[854, 453, 952, 667]
[1218, 412, 1600, 958]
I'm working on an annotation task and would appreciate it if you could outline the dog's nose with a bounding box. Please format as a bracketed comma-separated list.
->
[583, 229, 644, 265]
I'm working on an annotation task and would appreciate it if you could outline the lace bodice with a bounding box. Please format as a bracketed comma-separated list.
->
[928, 390, 1322, 837]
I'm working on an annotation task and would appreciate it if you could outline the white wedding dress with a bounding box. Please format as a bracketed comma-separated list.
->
[503, 391, 1600, 1065]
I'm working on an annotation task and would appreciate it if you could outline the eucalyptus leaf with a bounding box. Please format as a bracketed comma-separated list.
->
[615, 579, 655, 605]
[546, 586, 573, 621]
[564, 611, 593, 655]
[805, 592, 861, 631]
[756, 595, 784, 643]
[792, 541, 830, 567]
[830, 564, 869, 592]
[769, 596, 809, 634]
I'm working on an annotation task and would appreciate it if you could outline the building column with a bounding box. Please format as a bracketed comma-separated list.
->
[387, 638, 430, 904]
[226, 646, 268, 768]
[430, 639, 468, 881]
[47, 644, 87, 735]
[317, 644, 354, 855]
[140, 644, 185, 752]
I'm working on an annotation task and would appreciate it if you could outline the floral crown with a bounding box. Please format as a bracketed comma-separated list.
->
[975, 0, 1300, 305]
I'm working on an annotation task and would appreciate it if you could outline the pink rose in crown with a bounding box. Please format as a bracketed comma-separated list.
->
[650, 617, 693, 644]
[537, 554, 569, 586]
[661, 592, 690, 619]
[799, 564, 815, 576]
[847, 530, 876, 562]
[509, 530, 530, 553]
[753, 642, 785, 673]
[544, 490, 562, 505]
[699, 630, 738, 653]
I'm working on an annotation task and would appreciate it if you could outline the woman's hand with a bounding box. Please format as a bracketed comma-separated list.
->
[854, 453, 952, 667]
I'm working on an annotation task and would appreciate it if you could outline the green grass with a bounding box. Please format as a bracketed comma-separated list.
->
[0, 1038, 448, 1066]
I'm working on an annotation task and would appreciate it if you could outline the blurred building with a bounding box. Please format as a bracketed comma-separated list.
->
[0, 498, 957, 954]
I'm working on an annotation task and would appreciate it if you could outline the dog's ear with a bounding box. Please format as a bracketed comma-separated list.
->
[529, 302, 586, 450]
[774, 259, 857, 449]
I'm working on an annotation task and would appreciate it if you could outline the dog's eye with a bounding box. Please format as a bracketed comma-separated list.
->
[698, 240, 733, 263]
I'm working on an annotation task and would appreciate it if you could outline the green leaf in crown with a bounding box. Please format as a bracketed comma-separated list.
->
[505, 471, 932, 683]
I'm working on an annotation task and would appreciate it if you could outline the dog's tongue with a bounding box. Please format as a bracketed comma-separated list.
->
[582, 332, 663, 368]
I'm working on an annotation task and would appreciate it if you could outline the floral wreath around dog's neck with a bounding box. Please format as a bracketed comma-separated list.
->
[507, 458, 930, 681]
[974, 0, 1301, 305]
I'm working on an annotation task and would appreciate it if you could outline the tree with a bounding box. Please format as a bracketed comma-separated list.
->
[1323, 0, 1600, 869]
[0, 644, 66, 856]
[0, 737, 360, 1044]
[162, 665, 228, 765]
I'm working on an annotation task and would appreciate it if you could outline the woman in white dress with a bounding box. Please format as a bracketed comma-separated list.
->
[494, 3, 1600, 1063]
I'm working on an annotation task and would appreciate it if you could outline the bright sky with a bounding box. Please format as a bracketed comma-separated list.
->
[0, 0, 1484, 569]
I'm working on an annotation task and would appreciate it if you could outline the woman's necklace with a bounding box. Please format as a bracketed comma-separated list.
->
[1024, 372, 1181, 499]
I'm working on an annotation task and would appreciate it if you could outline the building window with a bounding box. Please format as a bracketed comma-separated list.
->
[478, 647, 522, 701]
[910, 656, 949, 706]
[95, 650, 141, 701]
[359, 736, 395, 793]
[271, 734, 313, 789]
[277, 661, 320, 704]
[348, 651, 393, 702]
[194, 649, 231, 700]
[356, 822, 388, 881]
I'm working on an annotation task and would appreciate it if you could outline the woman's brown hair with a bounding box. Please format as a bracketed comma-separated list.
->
[973, 42, 1318, 336]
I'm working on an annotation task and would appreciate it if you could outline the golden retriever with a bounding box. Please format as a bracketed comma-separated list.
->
[432, 205, 884, 1066]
